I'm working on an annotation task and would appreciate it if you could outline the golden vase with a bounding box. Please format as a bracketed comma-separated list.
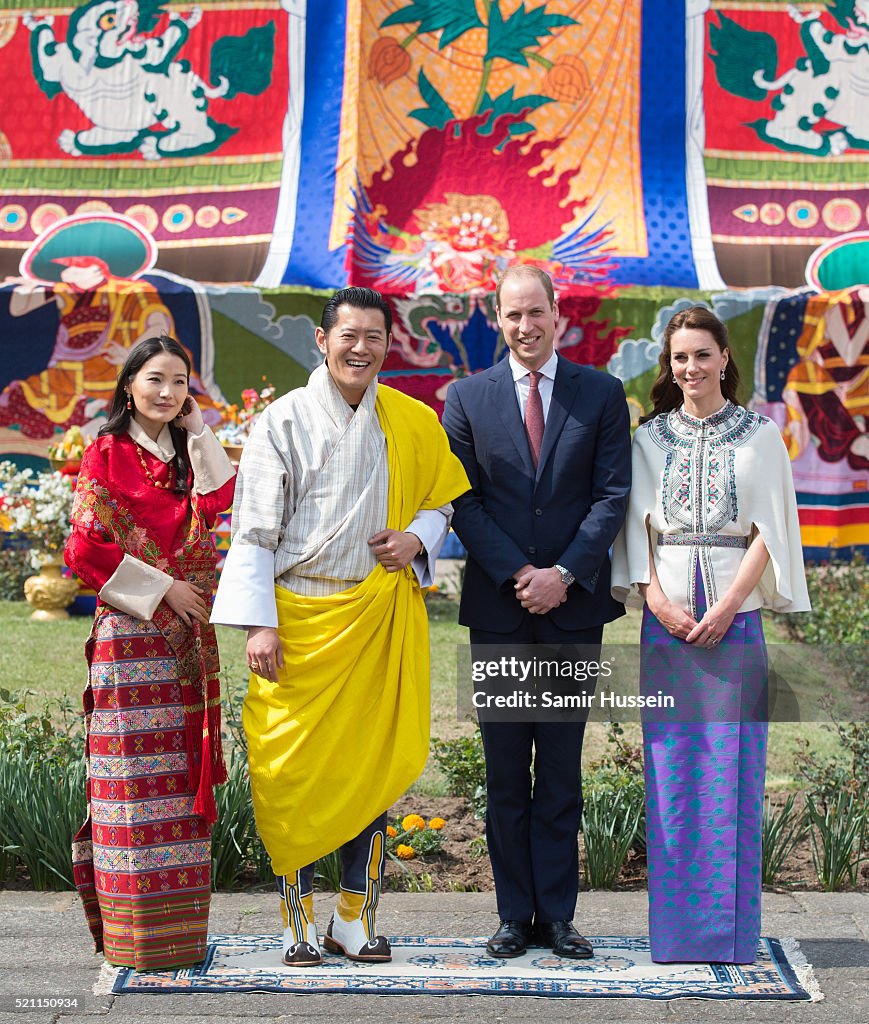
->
[23, 550, 79, 621]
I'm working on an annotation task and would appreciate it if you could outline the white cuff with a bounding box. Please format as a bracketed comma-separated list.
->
[210, 542, 278, 629]
[408, 508, 450, 588]
[187, 427, 235, 495]
[99, 554, 174, 620]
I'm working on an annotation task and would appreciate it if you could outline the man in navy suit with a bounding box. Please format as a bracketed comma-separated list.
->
[442, 266, 631, 959]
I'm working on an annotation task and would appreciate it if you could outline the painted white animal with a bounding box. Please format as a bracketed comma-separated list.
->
[24, 0, 231, 159]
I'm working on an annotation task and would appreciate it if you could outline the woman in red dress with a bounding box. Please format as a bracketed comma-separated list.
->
[65, 335, 236, 971]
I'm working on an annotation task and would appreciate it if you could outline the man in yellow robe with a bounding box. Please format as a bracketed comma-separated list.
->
[212, 286, 469, 967]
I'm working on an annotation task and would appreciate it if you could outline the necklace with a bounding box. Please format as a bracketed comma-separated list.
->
[135, 443, 175, 490]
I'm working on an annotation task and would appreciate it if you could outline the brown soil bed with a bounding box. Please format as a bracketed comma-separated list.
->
[384, 792, 869, 894]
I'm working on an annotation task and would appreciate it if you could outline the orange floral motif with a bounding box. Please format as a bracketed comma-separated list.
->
[369, 36, 411, 86]
[401, 813, 426, 832]
[543, 56, 590, 104]
[386, 825, 398, 837]
[428, 817, 446, 830]
[396, 843, 416, 859]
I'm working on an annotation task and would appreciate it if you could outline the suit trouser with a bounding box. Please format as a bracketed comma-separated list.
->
[277, 812, 387, 946]
[471, 618, 603, 924]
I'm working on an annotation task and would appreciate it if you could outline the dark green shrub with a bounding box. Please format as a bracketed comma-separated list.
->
[0, 688, 85, 889]
[432, 731, 487, 817]
[793, 713, 869, 809]
[0, 543, 32, 601]
[0, 753, 86, 890]
[211, 747, 267, 890]
[762, 794, 806, 886]
[583, 722, 646, 852]
[805, 791, 867, 891]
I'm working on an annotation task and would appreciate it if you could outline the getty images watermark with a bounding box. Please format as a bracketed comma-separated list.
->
[456, 644, 866, 723]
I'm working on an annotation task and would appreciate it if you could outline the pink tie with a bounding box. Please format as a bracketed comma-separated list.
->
[525, 370, 544, 468]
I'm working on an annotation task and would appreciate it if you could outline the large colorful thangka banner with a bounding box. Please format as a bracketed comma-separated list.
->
[704, 0, 869, 287]
[0, 0, 866, 558]
[276, 0, 708, 293]
[0, 0, 287, 282]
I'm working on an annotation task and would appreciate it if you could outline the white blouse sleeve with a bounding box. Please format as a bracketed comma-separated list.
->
[611, 426, 657, 604]
[750, 421, 811, 613]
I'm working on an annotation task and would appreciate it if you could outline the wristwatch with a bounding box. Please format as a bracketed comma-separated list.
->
[555, 564, 575, 587]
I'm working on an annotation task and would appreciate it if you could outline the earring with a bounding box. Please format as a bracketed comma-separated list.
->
[720, 370, 726, 380]
[671, 375, 677, 384]
[125, 392, 132, 410]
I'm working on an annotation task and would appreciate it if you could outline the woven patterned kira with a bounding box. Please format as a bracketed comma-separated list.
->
[104, 934, 821, 1000]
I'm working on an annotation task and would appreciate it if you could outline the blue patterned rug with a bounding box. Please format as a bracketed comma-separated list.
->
[102, 934, 821, 1000]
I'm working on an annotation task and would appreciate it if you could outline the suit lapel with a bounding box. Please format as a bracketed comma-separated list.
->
[536, 356, 581, 481]
[492, 358, 536, 478]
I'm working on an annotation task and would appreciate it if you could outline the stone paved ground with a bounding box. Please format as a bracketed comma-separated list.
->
[1, 890, 867, 1024]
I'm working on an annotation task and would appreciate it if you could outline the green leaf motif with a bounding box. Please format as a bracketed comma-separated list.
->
[409, 69, 456, 130]
[485, 1, 577, 65]
[477, 87, 551, 135]
[382, 0, 484, 49]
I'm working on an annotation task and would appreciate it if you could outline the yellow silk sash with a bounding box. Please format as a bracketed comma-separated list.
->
[243, 385, 469, 874]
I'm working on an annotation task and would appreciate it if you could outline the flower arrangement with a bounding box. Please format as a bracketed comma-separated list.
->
[0, 462, 75, 553]
[215, 381, 276, 446]
[47, 425, 90, 472]
[385, 813, 446, 862]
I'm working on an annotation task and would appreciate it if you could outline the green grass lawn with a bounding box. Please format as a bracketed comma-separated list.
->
[0, 596, 847, 791]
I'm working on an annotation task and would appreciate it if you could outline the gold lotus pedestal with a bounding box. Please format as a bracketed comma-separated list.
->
[23, 550, 79, 621]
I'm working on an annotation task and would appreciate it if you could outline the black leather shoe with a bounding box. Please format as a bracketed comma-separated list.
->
[486, 920, 533, 958]
[535, 920, 593, 959]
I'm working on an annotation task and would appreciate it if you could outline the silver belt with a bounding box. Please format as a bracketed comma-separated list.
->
[657, 533, 749, 549]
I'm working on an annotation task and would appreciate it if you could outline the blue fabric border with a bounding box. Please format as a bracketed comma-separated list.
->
[609, 1, 697, 288]
[280, 0, 349, 289]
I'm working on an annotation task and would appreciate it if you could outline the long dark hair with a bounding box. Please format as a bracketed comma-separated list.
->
[101, 335, 193, 494]
[639, 306, 742, 424]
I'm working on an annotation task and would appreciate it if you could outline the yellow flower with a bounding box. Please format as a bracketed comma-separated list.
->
[428, 817, 446, 830]
[386, 825, 398, 838]
[396, 844, 416, 860]
[401, 813, 426, 833]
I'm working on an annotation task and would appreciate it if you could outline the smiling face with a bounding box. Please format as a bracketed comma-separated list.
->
[128, 351, 189, 440]
[496, 273, 558, 372]
[315, 303, 390, 406]
[669, 327, 729, 409]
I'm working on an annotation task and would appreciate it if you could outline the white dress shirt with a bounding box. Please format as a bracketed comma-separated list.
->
[509, 349, 558, 423]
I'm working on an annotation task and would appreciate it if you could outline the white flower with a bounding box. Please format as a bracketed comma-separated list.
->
[0, 461, 75, 552]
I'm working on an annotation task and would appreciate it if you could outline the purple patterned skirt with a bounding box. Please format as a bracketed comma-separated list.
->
[640, 571, 767, 964]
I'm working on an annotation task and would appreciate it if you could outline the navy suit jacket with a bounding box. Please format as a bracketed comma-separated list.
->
[442, 354, 632, 633]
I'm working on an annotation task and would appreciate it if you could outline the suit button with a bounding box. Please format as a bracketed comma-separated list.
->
[528, 546, 537, 555]
[534, 508, 543, 516]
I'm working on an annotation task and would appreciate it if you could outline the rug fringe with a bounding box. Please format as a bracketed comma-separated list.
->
[93, 960, 121, 996]
[779, 936, 824, 1002]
